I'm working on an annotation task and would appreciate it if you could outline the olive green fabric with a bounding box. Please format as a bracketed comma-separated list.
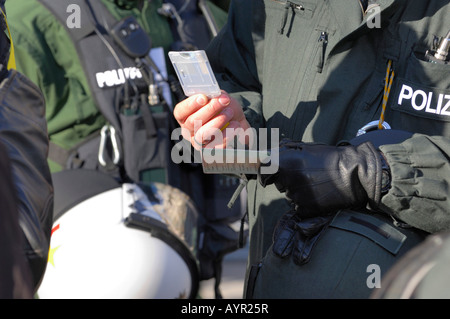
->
[7, 0, 101, 172]
[371, 230, 450, 299]
[207, 0, 450, 287]
[6, 0, 227, 173]
[249, 211, 426, 299]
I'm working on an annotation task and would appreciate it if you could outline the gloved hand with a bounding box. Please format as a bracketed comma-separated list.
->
[259, 139, 383, 217]
[272, 209, 333, 265]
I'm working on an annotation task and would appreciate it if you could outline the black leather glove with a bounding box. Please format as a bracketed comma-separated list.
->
[259, 139, 382, 217]
[272, 209, 333, 265]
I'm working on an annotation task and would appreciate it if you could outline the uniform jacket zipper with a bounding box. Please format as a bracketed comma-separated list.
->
[278, 1, 305, 35]
[317, 31, 328, 73]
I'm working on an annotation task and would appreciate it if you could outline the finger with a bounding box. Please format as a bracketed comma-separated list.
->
[173, 94, 208, 125]
[199, 120, 256, 150]
[221, 121, 241, 148]
[197, 121, 241, 150]
[185, 93, 232, 131]
[193, 107, 234, 147]
[222, 121, 256, 148]
[201, 120, 241, 149]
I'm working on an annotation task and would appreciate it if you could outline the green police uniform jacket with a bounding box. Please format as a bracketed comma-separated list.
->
[206, 0, 450, 266]
[6, 0, 228, 172]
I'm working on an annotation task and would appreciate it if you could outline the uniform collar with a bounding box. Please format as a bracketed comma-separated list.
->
[330, 0, 398, 35]
[328, 0, 401, 55]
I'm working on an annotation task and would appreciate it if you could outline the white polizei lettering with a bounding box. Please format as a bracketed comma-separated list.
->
[96, 72, 106, 88]
[398, 84, 413, 105]
[113, 70, 122, 86]
[95, 67, 143, 88]
[104, 70, 116, 87]
[117, 69, 125, 84]
[427, 93, 450, 117]
[440, 95, 450, 116]
[397, 84, 450, 117]
[425, 91, 435, 114]
[411, 89, 427, 111]
[123, 67, 131, 79]
[130, 68, 137, 79]
[436, 94, 444, 114]
[130, 68, 142, 80]
[111, 70, 119, 86]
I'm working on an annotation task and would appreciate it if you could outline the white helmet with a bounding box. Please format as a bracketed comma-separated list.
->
[37, 170, 200, 299]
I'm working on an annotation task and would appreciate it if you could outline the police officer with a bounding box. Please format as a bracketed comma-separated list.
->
[6, 0, 228, 176]
[0, 1, 53, 296]
[174, 0, 450, 298]
[6, 0, 239, 298]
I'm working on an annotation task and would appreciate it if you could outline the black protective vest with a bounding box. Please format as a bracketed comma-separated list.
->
[40, 0, 175, 184]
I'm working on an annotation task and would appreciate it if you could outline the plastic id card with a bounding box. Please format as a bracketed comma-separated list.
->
[168, 50, 221, 98]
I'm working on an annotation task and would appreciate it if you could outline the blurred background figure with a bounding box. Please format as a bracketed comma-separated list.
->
[6, 0, 245, 299]
[372, 230, 450, 299]
[0, 0, 53, 297]
[0, 140, 33, 299]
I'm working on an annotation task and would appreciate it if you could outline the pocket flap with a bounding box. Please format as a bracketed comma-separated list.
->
[330, 210, 406, 255]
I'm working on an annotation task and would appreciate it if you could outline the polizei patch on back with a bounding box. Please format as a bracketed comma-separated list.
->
[95, 67, 143, 88]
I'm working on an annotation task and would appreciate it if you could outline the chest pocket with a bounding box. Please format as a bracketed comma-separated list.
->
[262, 0, 336, 140]
[386, 30, 450, 137]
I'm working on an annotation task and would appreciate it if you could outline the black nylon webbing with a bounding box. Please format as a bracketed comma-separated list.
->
[38, 0, 95, 42]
